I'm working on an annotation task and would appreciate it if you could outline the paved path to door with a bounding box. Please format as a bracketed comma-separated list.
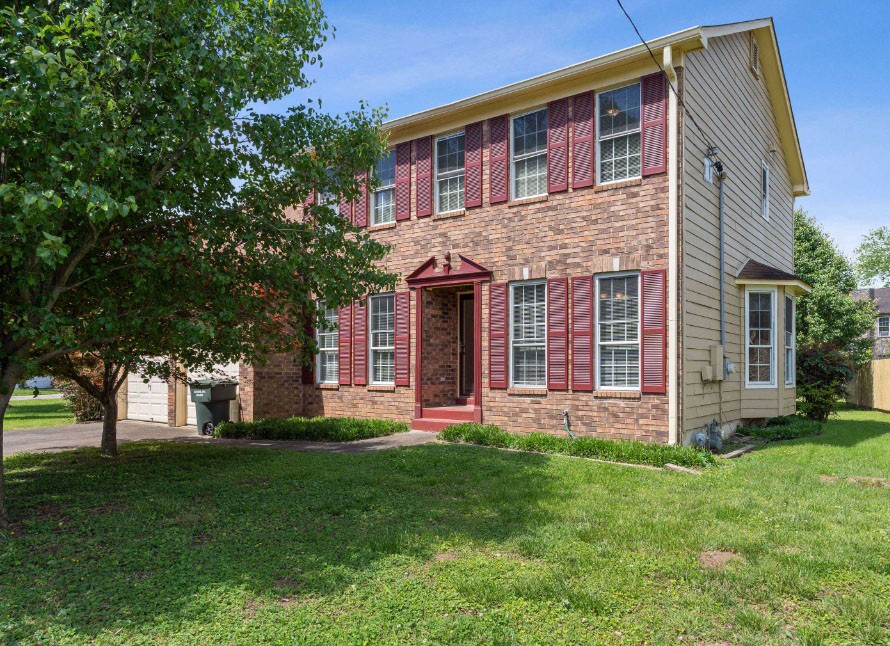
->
[4, 421, 436, 457]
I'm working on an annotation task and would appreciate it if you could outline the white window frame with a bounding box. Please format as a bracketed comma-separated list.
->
[510, 107, 548, 201]
[595, 82, 642, 186]
[371, 150, 395, 226]
[595, 271, 641, 391]
[761, 160, 770, 221]
[784, 294, 796, 386]
[745, 286, 777, 389]
[315, 300, 339, 384]
[878, 315, 890, 338]
[434, 131, 465, 215]
[509, 280, 547, 388]
[369, 293, 395, 385]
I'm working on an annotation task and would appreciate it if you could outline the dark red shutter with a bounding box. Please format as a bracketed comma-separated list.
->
[641, 269, 667, 393]
[570, 276, 593, 391]
[338, 304, 352, 385]
[305, 190, 315, 206]
[395, 141, 411, 221]
[547, 99, 568, 193]
[571, 92, 595, 189]
[394, 291, 410, 386]
[338, 193, 353, 222]
[353, 298, 368, 385]
[303, 318, 315, 384]
[465, 121, 483, 208]
[641, 73, 667, 176]
[354, 170, 369, 227]
[415, 136, 433, 217]
[547, 278, 568, 389]
[489, 115, 509, 204]
[489, 282, 508, 388]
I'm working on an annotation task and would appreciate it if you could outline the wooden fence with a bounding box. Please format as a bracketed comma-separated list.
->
[848, 357, 890, 412]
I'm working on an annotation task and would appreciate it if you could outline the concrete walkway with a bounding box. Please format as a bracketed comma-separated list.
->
[9, 393, 64, 401]
[4, 421, 436, 457]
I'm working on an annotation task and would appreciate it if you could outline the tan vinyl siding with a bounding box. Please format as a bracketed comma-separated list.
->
[681, 31, 797, 436]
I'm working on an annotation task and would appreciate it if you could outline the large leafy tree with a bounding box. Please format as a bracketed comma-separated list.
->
[794, 209, 875, 365]
[855, 226, 890, 287]
[0, 0, 393, 527]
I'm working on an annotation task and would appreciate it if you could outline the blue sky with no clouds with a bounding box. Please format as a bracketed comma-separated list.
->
[265, 0, 889, 257]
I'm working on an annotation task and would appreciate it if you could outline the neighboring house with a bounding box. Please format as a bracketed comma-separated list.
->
[136, 18, 811, 444]
[848, 287, 890, 411]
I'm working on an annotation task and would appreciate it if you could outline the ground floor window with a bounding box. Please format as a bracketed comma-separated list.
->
[596, 273, 640, 389]
[785, 295, 795, 386]
[879, 315, 890, 338]
[370, 294, 395, 384]
[316, 301, 339, 384]
[510, 281, 546, 387]
[746, 289, 775, 387]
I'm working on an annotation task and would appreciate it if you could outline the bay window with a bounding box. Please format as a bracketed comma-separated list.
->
[436, 132, 465, 213]
[785, 295, 795, 386]
[511, 108, 548, 199]
[372, 150, 395, 225]
[370, 294, 395, 384]
[598, 83, 641, 183]
[510, 282, 546, 387]
[316, 301, 339, 384]
[597, 273, 640, 389]
[746, 289, 775, 387]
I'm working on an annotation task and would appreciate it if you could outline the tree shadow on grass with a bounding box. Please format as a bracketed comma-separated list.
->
[0, 441, 560, 641]
[754, 415, 890, 451]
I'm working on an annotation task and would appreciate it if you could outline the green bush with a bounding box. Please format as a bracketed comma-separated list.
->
[215, 416, 408, 442]
[59, 380, 103, 422]
[737, 415, 822, 441]
[796, 343, 854, 422]
[439, 423, 717, 469]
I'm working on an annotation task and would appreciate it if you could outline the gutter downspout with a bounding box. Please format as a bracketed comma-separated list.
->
[717, 163, 726, 374]
[664, 46, 679, 445]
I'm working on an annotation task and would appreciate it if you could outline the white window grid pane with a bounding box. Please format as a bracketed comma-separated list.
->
[370, 295, 395, 384]
[598, 84, 641, 137]
[598, 83, 641, 184]
[437, 175, 464, 213]
[316, 302, 339, 383]
[878, 316, 890, 337]
[372, 151, 396, 225]
[747, 292, 773, 384]
[512, 109, 548, 199]
[597, 275, 641, 389]
[785, 296, 794, 384]
[436, 133, 465, 213]
[511, 282, 546, 387]
[599, 133, 641, 183]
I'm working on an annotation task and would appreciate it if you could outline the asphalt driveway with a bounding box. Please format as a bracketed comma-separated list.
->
[4, 421, 193, 456]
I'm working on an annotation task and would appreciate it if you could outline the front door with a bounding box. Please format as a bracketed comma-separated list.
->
[459, 293, 475, 398]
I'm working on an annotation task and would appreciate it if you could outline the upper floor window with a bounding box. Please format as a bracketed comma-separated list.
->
[879, 315, 890, 338]
[436, 132, 465, 213]
[511, 108, 548, 199]
[598, 83, 641, 184]
[746, 289, 775, 387]
[597, 273, 640, 389]
[785, 295, 795, 386]
[316, 301, 339, 384]
[372, 150, 395, 225]
[370, 294, 395, 384]
[761, 160, 770, 220]
[510, 281, 546, 387]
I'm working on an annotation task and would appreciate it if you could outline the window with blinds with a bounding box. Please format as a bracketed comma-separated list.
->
[598, 83, 641, 184]
[370, 294, 395, 384]
[879, 315, 890, 338]
[435, 132, 465, 213]
[510, 282, 546, 387]
[316, 301, 339, 384]
[597, 274, 640, 389]
[372, 150, 395, 225]
[511, 109, 548, 199]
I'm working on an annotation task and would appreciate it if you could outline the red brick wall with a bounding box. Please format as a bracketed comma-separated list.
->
[239, 353, 303, 422]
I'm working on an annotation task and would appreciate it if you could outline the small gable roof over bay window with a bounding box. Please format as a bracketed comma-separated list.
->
[736, 259, 811, 295]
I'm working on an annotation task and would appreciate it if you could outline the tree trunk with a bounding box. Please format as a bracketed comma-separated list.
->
[101, 396, 119, 457]
[0, 367, 23, 529]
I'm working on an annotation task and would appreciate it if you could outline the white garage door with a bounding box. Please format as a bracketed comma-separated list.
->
[186, 363, 240, 427]
[126, 370, 168, 423]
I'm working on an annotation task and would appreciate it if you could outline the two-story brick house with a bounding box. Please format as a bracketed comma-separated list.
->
[131, 18, 810, 444]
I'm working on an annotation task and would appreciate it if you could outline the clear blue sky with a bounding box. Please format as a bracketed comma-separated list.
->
[267, 0, 889, 257]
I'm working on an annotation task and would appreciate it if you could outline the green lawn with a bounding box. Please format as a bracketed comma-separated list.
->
[1, 409, 888, 644]
[4, 397, 74, 430]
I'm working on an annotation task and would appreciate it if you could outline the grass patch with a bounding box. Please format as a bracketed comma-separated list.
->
[1, 408, 888, 644]
[4, 397, 74, 430]
[737, 414, 822, 442]
[440, 423, 717, 468]
[215, 416, 408, 442]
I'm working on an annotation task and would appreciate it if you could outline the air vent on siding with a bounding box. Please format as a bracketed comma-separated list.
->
[749, 32, 761, 78]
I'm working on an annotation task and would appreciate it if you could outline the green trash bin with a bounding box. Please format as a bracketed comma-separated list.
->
[190, 379, 238, 436]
